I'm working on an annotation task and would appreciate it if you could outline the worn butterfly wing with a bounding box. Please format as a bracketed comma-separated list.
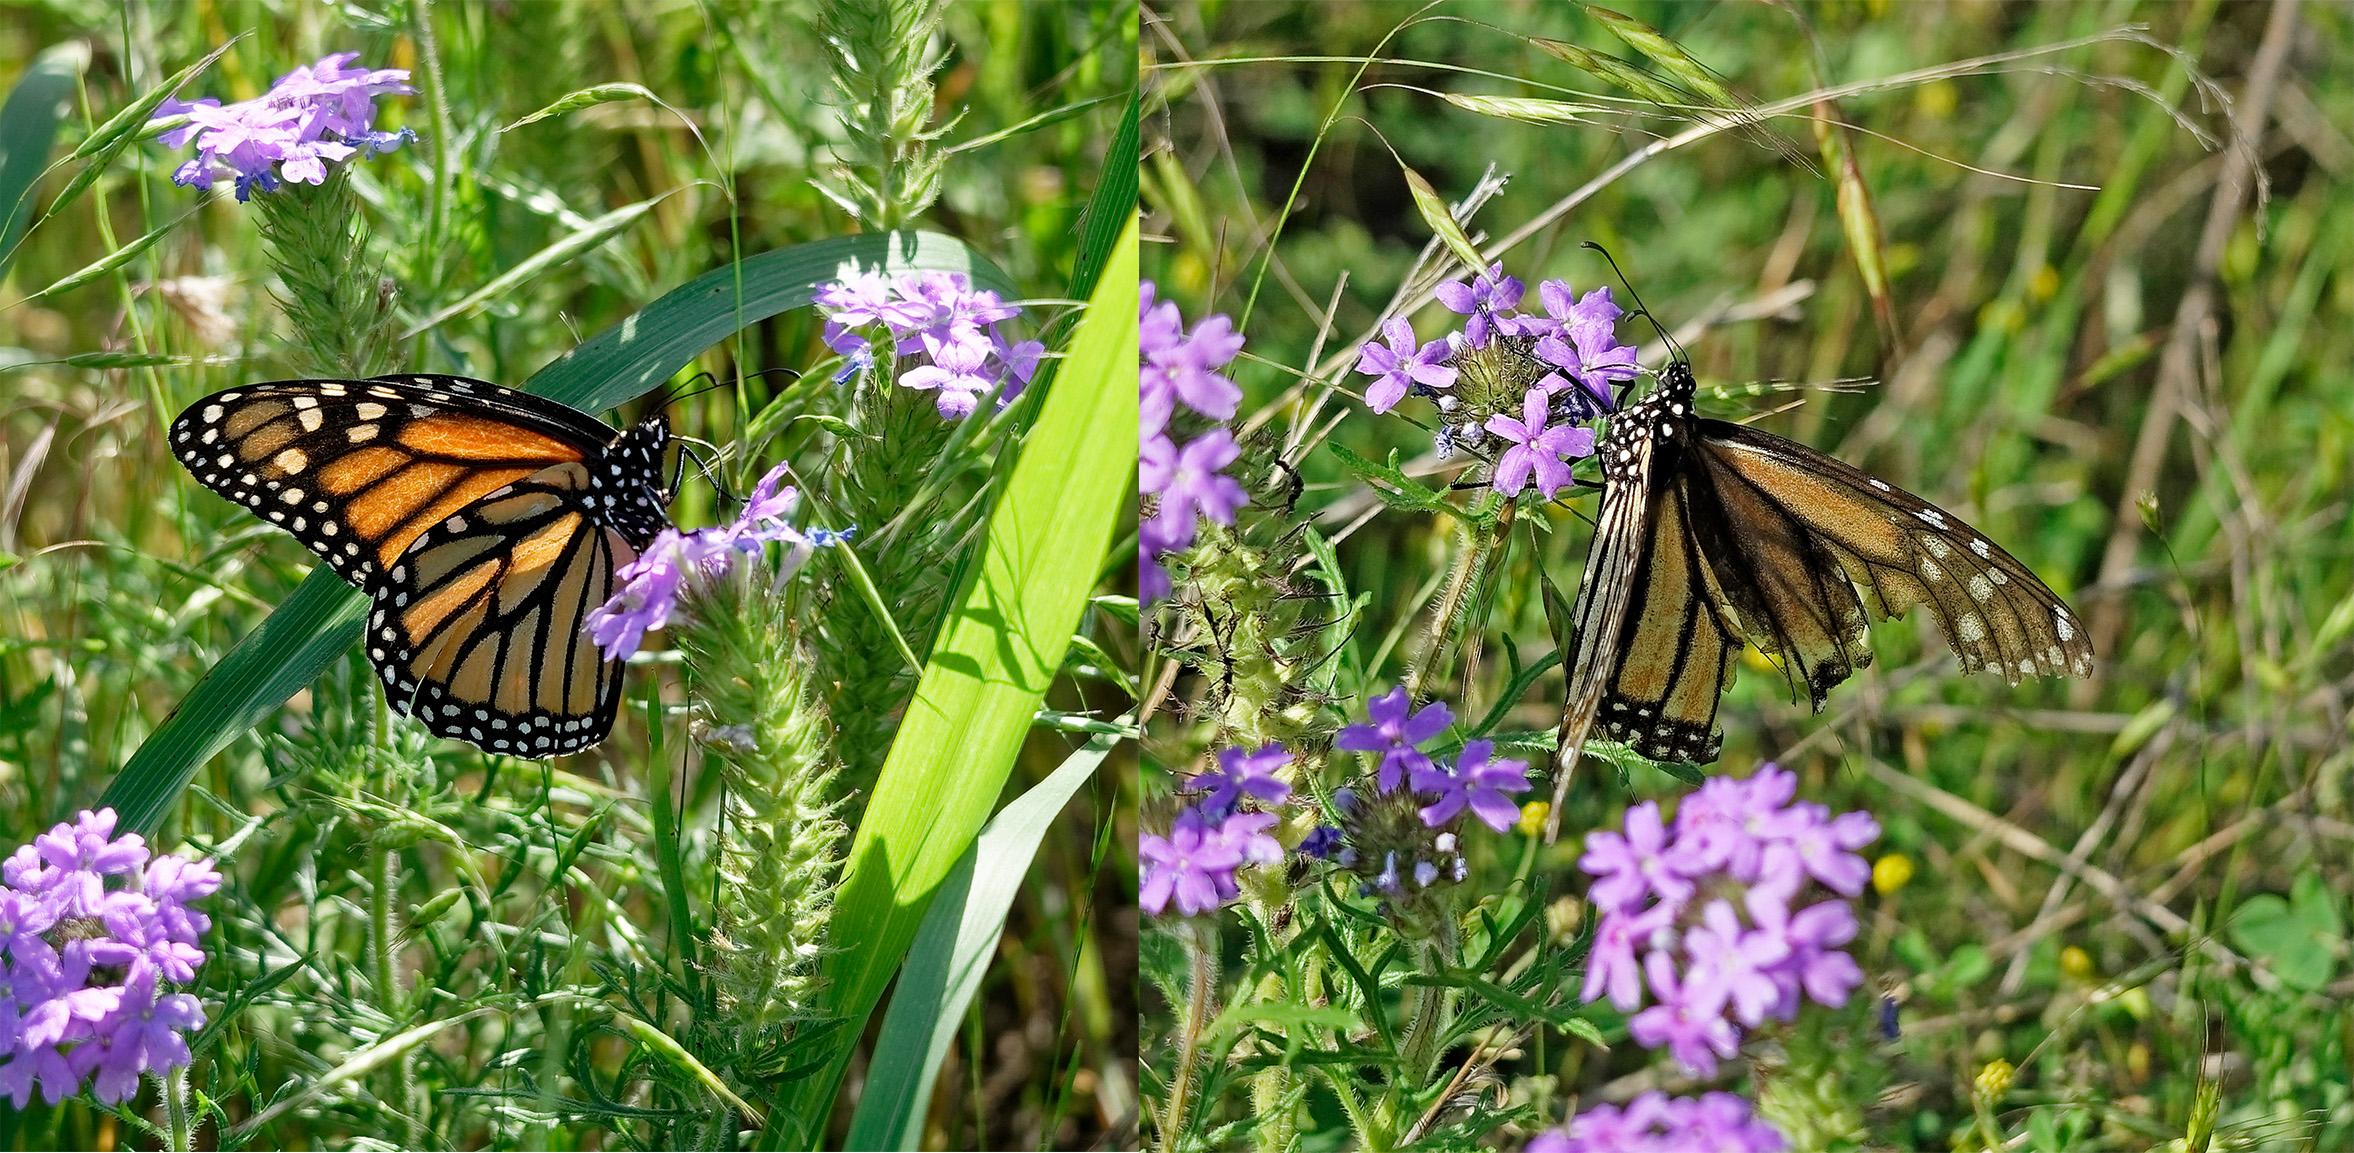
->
[1587, 470, 1742, 765]
[171, 373, 672, 756]
[1689, 420, 2094, 693]
[1548, 360, 2092, 836]
[1548, 375, 1679, 831]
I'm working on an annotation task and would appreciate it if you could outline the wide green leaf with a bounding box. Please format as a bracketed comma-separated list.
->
[0, 42, 86, 288]
[844, 727, 1121, 1150]
[99, 230, 1014, 835]
[766, 217, 1137, 1147]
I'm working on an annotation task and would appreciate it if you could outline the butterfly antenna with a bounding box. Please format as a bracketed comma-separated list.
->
[1581, 241, 1688, 369]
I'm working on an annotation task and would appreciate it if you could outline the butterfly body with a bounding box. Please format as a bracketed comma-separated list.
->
[171, 374, 671, 756]
[1551, 360, 2092, 813]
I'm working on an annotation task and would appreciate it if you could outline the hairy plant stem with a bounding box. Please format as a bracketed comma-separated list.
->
[162, 1065, 192, 1151]
[1375, 928, 1461, 1148]
[673, 567, 842, 1087]
[1248, 968, 1301, 1153]
[1158, 919, 1220, 1153]
[819, 378, 971, 796]
[1403, 502, 1510, 706]
[252, 169, 397, 377]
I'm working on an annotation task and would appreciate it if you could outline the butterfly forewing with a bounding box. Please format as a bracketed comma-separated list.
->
[1549, 360, 2091, 833]
[169, 375, 610, 584]
[1591, 475, 1741, 763]
[1549, 380, 1675, 826]
[1693, 421, 2094, 686]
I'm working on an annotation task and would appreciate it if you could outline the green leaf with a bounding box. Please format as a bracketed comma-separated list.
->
[1203, 1001, 1364, 1050]
[98, 230, 1017, 836]
[1322, 441, 1456, 519]
[2228, 872, 2344, 992]
[20, 206, 198, 301]
[844, 728, 1120, 1151]
[0, 42, 87, 287]
[1063, 90, 1139, 307]
[766, 218, 1136, 1148]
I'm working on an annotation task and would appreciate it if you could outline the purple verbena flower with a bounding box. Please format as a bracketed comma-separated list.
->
[1298, 825, 1343, 860]
[1140, 805, 1283, 917]
[1574, 763, 1878, 1075]
[1213, 809, 1286, 870]
[1334, 686, 1452, 792]
[1408, 739, 1531, 832]
[1150, 430, 1248, 547]
[1434, 262, 1528, 349]
[0, 810, 217, 1107]
[1529, 1091, 1786, 1153]
[152, 51, 413, 201]
[1139, 282, 1251, 604]
[1485, 387, 1596, 500]
[1628, 952, 1742, 1077]
[1189, 743, 1293, 816]
[813, 269, 1036, 420]
[1533, 284, 1638, 408]
[587, 464, 835, 661]
[1353, 316, 1458, 414]
[1578, 800, 1697, 913]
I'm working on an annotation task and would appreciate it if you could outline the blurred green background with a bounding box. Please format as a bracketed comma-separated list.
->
[1146, 0, 2351, 1147]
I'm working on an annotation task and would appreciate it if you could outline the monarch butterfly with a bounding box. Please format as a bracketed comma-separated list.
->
[1548, 343, 2094, 831]
[170, 374, 672, 757]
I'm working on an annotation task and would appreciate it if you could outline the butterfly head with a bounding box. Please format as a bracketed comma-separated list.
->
[1659, 359, 1696, 403]
[594, 414, 673, 547]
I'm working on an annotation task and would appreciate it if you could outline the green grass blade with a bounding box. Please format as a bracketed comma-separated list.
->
[400, 188, 689, 336]
[98, 230, 1015, 835]
[19, 205, 199, 302]
[1063, 90, 1138, 304]
[0, 42, 87, 287]
[844, 727, 1121, 1151]
[766, 217, 1137, 1147]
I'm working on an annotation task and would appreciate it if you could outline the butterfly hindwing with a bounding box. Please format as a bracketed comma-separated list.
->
[364, 460, 638, 757]
[169, 375, 611, 584]
[1591, 473, 1741, 763]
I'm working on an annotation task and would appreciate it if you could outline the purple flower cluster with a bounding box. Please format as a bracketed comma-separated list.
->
[1316, 689, 1533, 901]
[588, 462, 837, 661]
[1140, 281, 1249, 603]
[813, 270, 1043, 419]
[1355, 265, 1641, 500]
[1577, 765, 1878, 1076]
[1140, 743, 1290, 917]
[1338, 688, 1529, 833]
[1528, 1091, 1786, 1153]
[154, 51, 415, 201]
[0, 809, 219, 1107]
